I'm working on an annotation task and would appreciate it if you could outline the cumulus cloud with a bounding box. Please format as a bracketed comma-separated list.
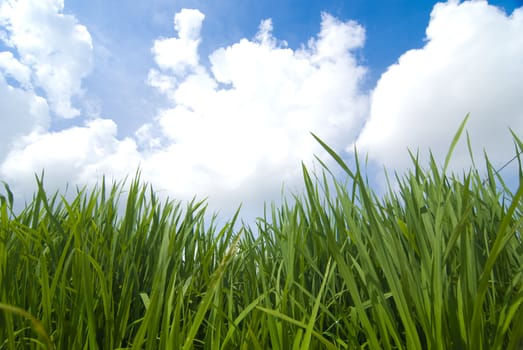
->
[1, 119, 141, 199]
[0, 74, 50, 161]
[142, 10, 369, 217]
[0, 0, 101, 204]
[0, 0, 92, 118]
[150, 9, 205, 76]
[0, 49, 50, 161]
[354, 1, 523, 173]
[0, 6, 369, 220]
[0, 51, 31, 87]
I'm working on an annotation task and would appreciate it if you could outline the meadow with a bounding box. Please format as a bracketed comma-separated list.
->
[1, 119, 522, 349]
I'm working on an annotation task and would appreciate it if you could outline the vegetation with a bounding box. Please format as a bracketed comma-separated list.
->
[1, 119, 522, 349]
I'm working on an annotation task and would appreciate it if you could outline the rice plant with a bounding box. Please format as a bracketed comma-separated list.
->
[1, 121, 522, 349]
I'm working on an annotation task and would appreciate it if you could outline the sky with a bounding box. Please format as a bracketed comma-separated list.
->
[1, 0, 522, 221]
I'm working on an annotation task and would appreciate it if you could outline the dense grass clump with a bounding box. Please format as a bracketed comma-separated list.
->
[1, 123, 523, 349]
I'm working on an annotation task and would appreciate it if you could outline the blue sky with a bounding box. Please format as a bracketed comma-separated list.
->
[61, 0, 521, 130]
[61, 0, 467, 133]
[1, 0, 522, 220]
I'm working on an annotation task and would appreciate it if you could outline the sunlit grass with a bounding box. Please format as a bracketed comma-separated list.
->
[1, 119, 522, 349]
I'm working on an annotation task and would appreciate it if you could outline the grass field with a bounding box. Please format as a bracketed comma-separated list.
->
[1, 120, 523, 349]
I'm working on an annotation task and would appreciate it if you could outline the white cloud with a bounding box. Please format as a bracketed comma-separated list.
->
[0, 7, 369, 220]
[354, 1, 523, 173]
[0, 51, 31, 87]
[0, 119, 141, 198]
[0, 0, 92, 118]
[150, 9, 205, 76]
[310, 13, 365, 63]
[0, 0, 106, 206]
[143, 11, 369, 217]
[0, 74, 50, 161]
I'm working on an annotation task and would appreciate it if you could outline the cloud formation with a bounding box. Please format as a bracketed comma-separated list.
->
[0, 73, 49, 161]
[1, 119, 140, 192]
[354, 1, 523, 172]
[0, 5, 369, 219]
[150, 9, 205, 76]
[0, 0, 96, 203]
[0, 0, 92, 118]
[142, 10, 368, 216]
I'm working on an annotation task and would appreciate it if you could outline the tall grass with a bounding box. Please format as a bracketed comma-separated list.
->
[1, 124, 522, 349]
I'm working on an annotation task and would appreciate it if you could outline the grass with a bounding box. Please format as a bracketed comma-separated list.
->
[1, 121, 522, 349]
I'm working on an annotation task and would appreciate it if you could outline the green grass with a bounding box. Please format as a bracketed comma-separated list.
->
[1, 122, 522, 349]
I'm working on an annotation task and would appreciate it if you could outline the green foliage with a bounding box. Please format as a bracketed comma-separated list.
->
[1, 125, 522, 349]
